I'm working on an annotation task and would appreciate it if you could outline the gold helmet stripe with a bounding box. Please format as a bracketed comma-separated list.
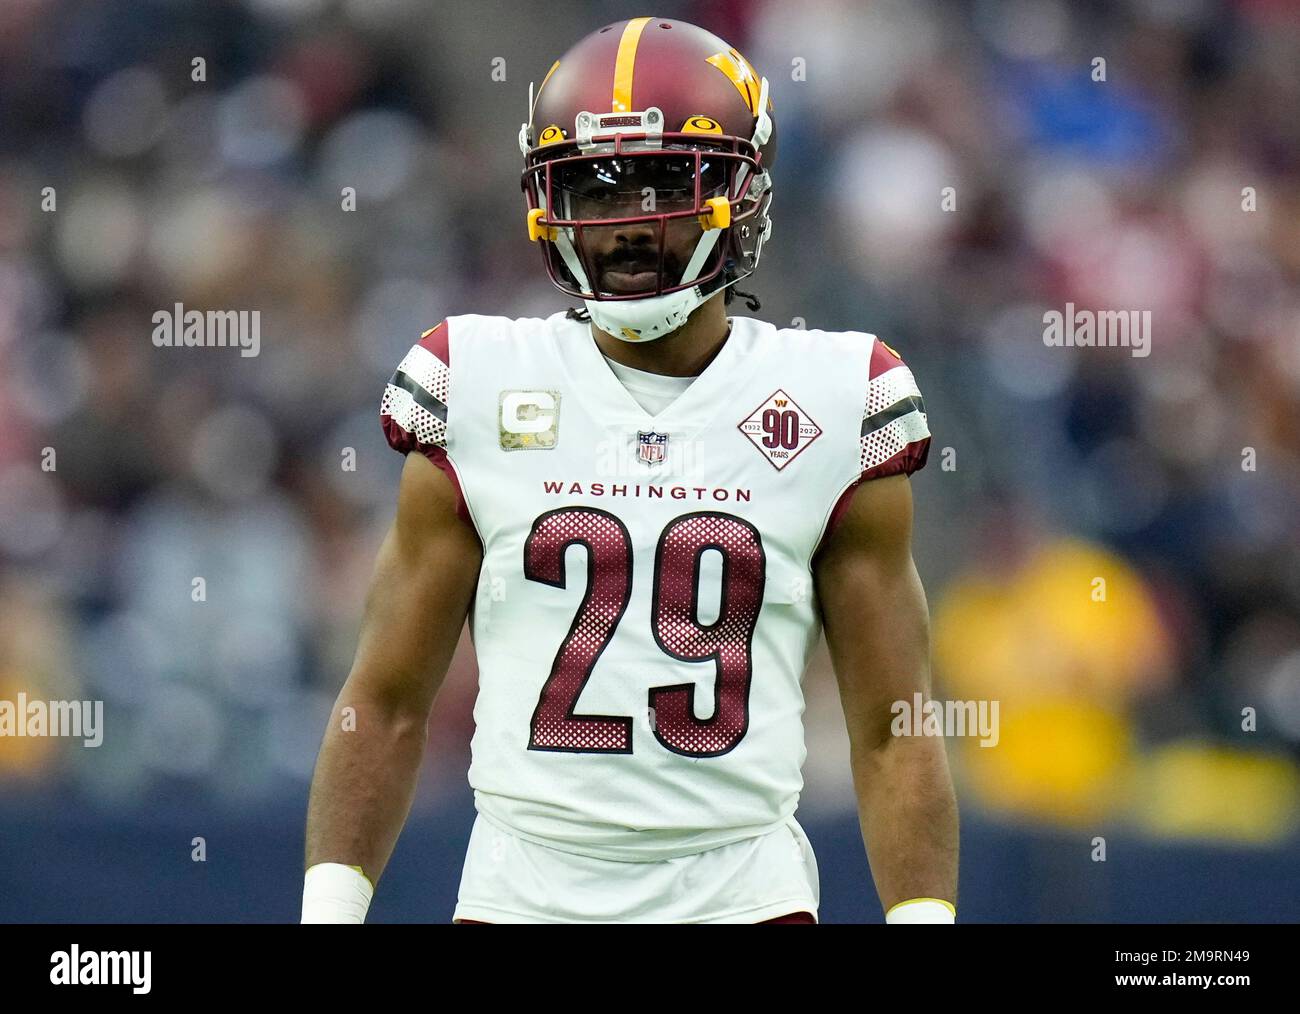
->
[540, 59, 561, 93]
[612, 16, 653, 113]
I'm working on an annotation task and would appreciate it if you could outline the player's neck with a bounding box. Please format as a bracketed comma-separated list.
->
[589, 296, 731, 378]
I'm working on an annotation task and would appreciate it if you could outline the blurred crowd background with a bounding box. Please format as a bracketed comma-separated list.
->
[1, 0, 1299, 921]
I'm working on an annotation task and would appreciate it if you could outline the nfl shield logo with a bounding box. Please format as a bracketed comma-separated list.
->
[636, 430, 669, 466]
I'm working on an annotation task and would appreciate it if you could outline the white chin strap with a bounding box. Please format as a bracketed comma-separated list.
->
[583, 217, 726, 343]
[585, 286, 710, 343]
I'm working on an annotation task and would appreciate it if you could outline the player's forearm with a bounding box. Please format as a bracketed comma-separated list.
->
[304, 683, 432, 884]
[851, 730, 958, 914]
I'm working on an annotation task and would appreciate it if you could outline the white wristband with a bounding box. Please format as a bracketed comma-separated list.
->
[301, 863, 374, 924]
[885, 898, 956, 924]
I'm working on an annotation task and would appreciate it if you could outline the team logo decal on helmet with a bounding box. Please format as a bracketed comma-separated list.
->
[518, 17, 778, 343]
[705, 48, 765, 114]
[682, 116, 723, 135]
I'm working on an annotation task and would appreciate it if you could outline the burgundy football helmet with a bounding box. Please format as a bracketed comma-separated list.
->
[519, 17, 777, 342]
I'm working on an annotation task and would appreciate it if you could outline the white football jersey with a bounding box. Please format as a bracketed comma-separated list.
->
[381, 310, 930, 862]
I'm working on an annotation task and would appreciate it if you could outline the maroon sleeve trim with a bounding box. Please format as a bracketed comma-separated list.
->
[380, 414, 473, 528]
[813, 437, 931, 557]
[861, 436, 930, 483]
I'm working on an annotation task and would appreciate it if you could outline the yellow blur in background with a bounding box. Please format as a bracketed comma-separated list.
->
[934, 537, 1300, 843]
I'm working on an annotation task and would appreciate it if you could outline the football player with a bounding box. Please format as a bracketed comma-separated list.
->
[303, 16, 958, 925]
